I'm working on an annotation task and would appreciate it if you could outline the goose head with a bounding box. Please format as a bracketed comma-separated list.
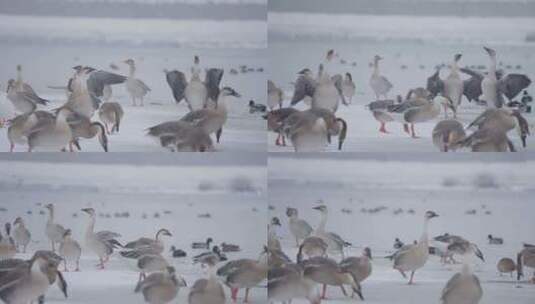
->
[363, 247, 372, 259]
[424, 210, 439, 220]
[81, 208, 96, 217]
[286, 207, 298, 218]
[312, 203, 328, 214]
[297, 68, 312, 77]
[13, 217, 24, 226]
[194, 55, 200, 65]
[483, 47, 496, 58]
[220, 87, 241, 98]
[206, 237, 213, 246]
[123, 59, 135, 66]
[16, 64, 22, 72]
[373, 55, 383, 63]
[454, 53, 462, 62]
[270, 217, 281, 227]
[156, 228, 173, 239]
[345, 72, 353, 82]
[63, 229, 72, 239]
[44, 203, 54, 212]
[326, 49, 335, 61]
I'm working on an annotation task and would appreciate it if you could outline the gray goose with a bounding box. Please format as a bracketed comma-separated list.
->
[136, 266, 186, 304]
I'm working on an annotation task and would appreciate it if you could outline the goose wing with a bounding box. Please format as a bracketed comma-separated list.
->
[327, 231, 351, 247]
[146, 121, 186, 137]
[0, 264, 28, 293]
[96, 230, 121, 241]
[291, 75, 316, 105]
[426, 69, 444, 97]
[205, 68, 224, 101]
[86, 71, 127, 97]
[367, 99, 394, 111]
[166, 70, 187, 104]
[180, 110, 209, 126]
[460, 68, 484, 102]
[498, 74, 531, 101]
[21, 83, 49, 105]
[135, 79, 151, 92]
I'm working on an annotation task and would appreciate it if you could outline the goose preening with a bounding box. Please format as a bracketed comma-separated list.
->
[165, 61, 224, 111]
[124, 59, 151, 106]
[81, 208, 122, 269]
[6, 65, 49, 114]
[516, 246, 535, 283]
[441, 261, 483, 304]
[216, 248, 268, 303]
[44, 204, 67, 252]
[268, 265, 321, 304]
[291, 65, 347, 112]
[265, 107, 299, 146]
[268, 217, 282, 251]
[342, 72, 356, 104]
[497, 257, 516, 277]
[488, 234, 503, 245]
[98, 102, 124, 135]
[369, 55, 393, 99]
[12, 217, 30, 253]
[286, 207, 313, 247]
[189, 262, 226, 304]
[65, 109, 108, 152]
[443, 54, 464, 118]
[146, 120, 214, 152]
[301, 256, 363, 300]
[268, 80, 284, 110]
[135, 266, 187, 304]
[312, 204, 351, 258]
[432, 119, 466, 152]
[0, 250, 67, 304]
[124, 228, 173, 255]
[58, 229, 81, 272]
[392, 210, 438, 284]
[282, 108, 348, 152]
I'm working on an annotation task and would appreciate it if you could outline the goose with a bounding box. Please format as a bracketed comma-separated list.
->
[432, 119, 466, 152]
[265, 107, 299, 146]
[216, 248, 268, 303]
[517, 246, 535, 283]
[192, 238, 213, 250]
[268, 217, 281, 251]
[342, 72, 356, 104]
[220, 243, 241, 253]
[488, 234, 503, 245]
[165, 63, 224, 111]
[481, 47, 501, 107]
[135, 266, 186, 304]
[291, 65, 347, 112]
[170, 246, 187, 258]
[98, 102, 124, 134]
[178, 87, 241, 143]
[44, 203, 67, 252]
[7, 110, 54, 152]
[69, 66, 127, 105]
[0, 225, 16, 260]
[267, 246, 293, 268]
[26, 107, 73, 152]
[441, 261, 482, 304]
[301, 256, 363, 300]
[6, 79, 48, 115]
[12, 217, 30, 253]
[58, 229, 81, 272]
[121, 250, 170, 283]
[497, 257, 515, 277]
[366, 97, 399, 133]
[81, 208, 122, 269]
[145, 120, 214, 152]
[312, 204, 351, 258]
[65, 110, 108, 152]
[63, 66, 99, 118]
[189, 262, 226, 304]
[298, 237, 328, 260]
[446, 240, 485, 262]
[339, 247, 372, 293]
[124, 229, 173, 255]
[282, 108, 348, 152]
[124, 59, 151, 106]
[443, 54, 464, 118]
[369, 55, 393, 99]
[466, 108, 530, 148]
[268, 265, 321, 304]
[456, 127, 515, 152]
[286, 207, 313, 247]
[392, 210, 439, 284]
[268, 80, 284, 110]
[0, 252, 64, 304]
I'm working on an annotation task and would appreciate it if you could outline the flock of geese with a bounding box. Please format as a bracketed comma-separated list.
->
[3, 55, 246, 152]
[267, 203, 535, 303]
[0, 203, 268, 304]
[267, 47, 532, 152]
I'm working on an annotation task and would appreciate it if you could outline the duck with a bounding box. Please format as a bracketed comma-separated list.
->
[124, 59, 151, 106]
[488, 234, 503, 245]
[12, 217, 30, 253]
[58, 229, 81, 272]
[369, 55, 393, 99]
[26, 107, 73, 152]
[497, 257, 516, 277]
[98, 102, 124, 134]
[192, 238, 213, 250]
[44, 203, 67, 252]
[170, 246, 187, 258]
[81, 208, 122, 269]
[286, 207, 313, 247]
[124, 228, 173, 255]
[135, 266, 187, 304]
[193, 246, 227, 266]
[443, 54, 464, 117]
[220, 243, 241, 253]
[311, 203, 351, 258]
[248, 100, 266, 113]
[268, 80, 284, 110]
[268, 265, 321, 304]
[342, 72, 356, 104]
[216, 248, 268, 303]
[432, 119, 466, 152]
[392, 211, 439, 284]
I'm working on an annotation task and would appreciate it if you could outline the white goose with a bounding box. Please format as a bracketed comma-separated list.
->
[481, 47, 500, 107]
[81, 208, 122, 269]
[369, 55, 393, 99]
[443, 54, 464, 117]
[312, 203, 351, 258]
[392, 210, 439, 284]
[124, 59, 151, 106]
[184, 55, 208, 111]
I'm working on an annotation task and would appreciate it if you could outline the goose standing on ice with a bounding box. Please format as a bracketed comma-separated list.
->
[268, 80, 284, 110]
[432, 119, 466, 152]
[369, 55, 393, 99]
[7, 109, 53, 152]
[286, 207, 313, 247]
[26, 107, 73, 152]
[517, 246, 535, 283]
[342, 72, 356, 104]
[441, 258, 483, 304]
[124, 59, 151, 106]
[63, 67, 98, 118]
[497, 257, 516, 277]
[59, 229, 81, 272]
[366, 97, 399, 133]
[146, 120, 214, 152]
[81, 208, 122, 269]
[189, 259, 226, 304]
[392, 210, 439, 284]
[98, 102, 124, 135]
[44, 204, 66, 252]
[12, 217, 30, 253]
[66, 110, 108, 152]
[136, 266, 186, 304]
[312, 203, 351, 258]
[443, 54, 464, 117]
[124, 228, 173, 255]
[481, 47, 501, 107]
[339, 247, 373, 296]
[185, 55, 208, 110]
[6, 65, 49, 114]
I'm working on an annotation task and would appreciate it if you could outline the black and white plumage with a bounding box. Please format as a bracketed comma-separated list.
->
[291, 66, 347, 112]
[164, 67, 224, 110]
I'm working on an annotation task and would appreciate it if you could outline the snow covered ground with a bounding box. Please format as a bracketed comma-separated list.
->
[268, 13, 535, 152]
[268, 154, 535, 303]
[0, 154, 267, 303]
